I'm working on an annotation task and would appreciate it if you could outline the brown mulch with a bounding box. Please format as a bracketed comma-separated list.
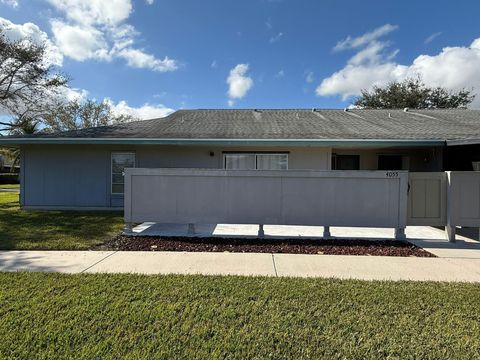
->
[100, 235, 435, 257]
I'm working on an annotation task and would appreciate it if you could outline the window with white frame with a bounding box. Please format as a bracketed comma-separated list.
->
[111, 152, 135, 194]
[224, 153, 288, 170]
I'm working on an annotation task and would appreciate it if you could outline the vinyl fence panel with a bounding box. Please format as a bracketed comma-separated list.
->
[124, 168, 409, 231]
[448, 171, 480, 227]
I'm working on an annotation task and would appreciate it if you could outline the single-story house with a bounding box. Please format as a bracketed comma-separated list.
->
[0, 108, 479, 210]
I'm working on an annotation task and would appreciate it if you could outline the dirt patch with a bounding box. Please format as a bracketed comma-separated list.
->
[100, 236, 435, 257]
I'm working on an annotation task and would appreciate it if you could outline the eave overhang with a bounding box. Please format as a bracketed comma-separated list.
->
[0, 137, 447, 148]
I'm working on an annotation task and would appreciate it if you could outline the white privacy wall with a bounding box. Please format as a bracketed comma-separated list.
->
[448, 171, 480, 227]
[124, 168, 409, 229]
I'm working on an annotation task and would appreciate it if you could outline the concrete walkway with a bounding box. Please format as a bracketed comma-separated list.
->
[1, 249, 480, 282]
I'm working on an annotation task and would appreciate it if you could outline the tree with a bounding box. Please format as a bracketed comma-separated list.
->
[353, 77, 475, 109]
[0, 113, 40, 171]
[0, 30, 68, 132]
[42, 99, 136, 133]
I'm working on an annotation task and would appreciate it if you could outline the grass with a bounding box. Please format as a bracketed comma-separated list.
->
[0, 273, 479, 359]
[0, 193, 123, 250]
[0, 184, 19, 189]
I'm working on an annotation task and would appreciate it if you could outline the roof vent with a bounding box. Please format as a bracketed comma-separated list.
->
[403, 107, 409, 112]
[254, 109, 261, 113]
[343, 108, 349, 112]
[388, 112, 392, 118]
[311, 108, 316, 112]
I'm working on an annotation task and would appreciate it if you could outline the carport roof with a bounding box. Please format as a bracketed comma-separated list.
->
[1, 108, 480, 146]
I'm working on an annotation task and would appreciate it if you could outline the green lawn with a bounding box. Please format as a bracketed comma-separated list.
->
[0, 273, 479, 359]
[0, 193, 123, 250]
[0, 184, 19, 189]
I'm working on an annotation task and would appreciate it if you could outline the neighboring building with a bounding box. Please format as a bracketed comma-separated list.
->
[0, 108, 479, 210]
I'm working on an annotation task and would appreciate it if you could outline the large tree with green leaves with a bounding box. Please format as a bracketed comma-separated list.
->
[0, 30, 68, 132]
[353, 77, 475, 109]
[42, 99, 135, 132]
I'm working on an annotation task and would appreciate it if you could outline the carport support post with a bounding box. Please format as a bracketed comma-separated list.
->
[445, 224, 456, 242]
[187, 223, 195, 235]
[124, 222, 133, 235]
[258, 224, 265, 238]
[323, 226, 331, 238]
[395, 227, 406, 240]
[445, 171, 456, 242]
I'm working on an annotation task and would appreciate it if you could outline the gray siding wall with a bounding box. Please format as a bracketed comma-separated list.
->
[21, 144, 441, 209]
[21, 145, 331, 209]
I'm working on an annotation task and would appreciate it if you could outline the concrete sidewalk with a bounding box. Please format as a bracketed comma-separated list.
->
[1, 250, 480, 282]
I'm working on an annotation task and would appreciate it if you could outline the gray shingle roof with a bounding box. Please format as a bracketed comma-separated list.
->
[4, 108, 480, 141]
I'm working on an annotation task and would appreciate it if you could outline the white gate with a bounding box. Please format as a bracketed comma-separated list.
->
[407, 172, 447, 226]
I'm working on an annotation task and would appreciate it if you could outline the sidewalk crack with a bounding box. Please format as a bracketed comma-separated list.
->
[271, 254, 278, 277]
[80, 251, 118, 273]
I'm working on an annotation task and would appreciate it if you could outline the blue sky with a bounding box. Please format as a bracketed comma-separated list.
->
[1, 0, 480, 118]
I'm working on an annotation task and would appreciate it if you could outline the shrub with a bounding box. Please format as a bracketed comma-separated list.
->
[0, 173, 19, 184]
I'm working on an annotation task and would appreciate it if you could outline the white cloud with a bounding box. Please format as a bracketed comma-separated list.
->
[226, 63, 253, 106]
[424, 31, 442, 44]
[317, 29, 480, 108]
[46, 0, 177, 72]
[334, 24, 398, 51]
[305, 71, 314, 83]
[61, 86, 89, 102]
[0, 0, 18, 8]
[265, 17, 272, 30]
[211, 60, 217, 68]
[46, 0, 132, 26]
[276, 69, 285, 78]
[269, 31, 283, 44]
[108, 99, 174, 119]
[117, 48, 177, 72]
[51, 20, 108, 61]
[0, 17, 63, 66]
[146, 0, 154, 4]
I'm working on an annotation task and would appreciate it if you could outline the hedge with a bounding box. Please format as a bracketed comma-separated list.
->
[0, 173, 19, 184]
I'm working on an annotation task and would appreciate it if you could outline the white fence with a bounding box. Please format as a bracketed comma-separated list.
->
[125, 168, 409, 238]
[446, 172, 480, 241]
[124, 168, 480, 242]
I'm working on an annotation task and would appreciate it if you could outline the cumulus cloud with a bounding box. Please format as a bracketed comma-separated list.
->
[317, 25, 480, 108]
[0, 17, 63, 66]
[107, 99, 174, 119]
[46, 0, 132, 26]
[46, 0, 177, 72]
[0, 0, 18, 8]
[226, 64, 253, 106]
[50, 20, 108, 61]
[117, 48, 177, 72]
[333, 24, 398, 51]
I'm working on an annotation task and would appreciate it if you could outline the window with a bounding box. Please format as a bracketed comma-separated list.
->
[224, 153, 288, 170]
[378, 155, 403, 170]
[224, 154, 256, 170]
[111, 152, 135, 194]
[332, 154, 360, 170]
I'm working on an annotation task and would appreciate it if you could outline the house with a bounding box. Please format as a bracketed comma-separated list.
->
[0, 108, 479, 210]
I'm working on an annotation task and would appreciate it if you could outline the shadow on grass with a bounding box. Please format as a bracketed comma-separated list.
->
[0, 193, 123, 250]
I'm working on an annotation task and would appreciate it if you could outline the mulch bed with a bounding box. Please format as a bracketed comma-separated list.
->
[101, 235, 435, 257]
